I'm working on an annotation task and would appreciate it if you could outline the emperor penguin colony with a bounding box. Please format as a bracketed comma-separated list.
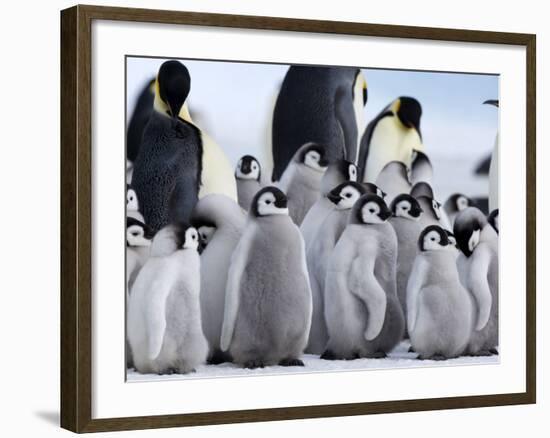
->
[125, 58, 499, 379]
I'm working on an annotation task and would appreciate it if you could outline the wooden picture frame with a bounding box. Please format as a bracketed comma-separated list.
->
[60, 4, 536, 433]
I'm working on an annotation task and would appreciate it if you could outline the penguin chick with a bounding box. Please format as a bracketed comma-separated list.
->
[359, 96, 423, 182]
[444, 193, 475, 227]
[416, 195, 450, 231]
[410, 149, 433, 185]
[375, 161, 411, 205]
[197, 223, 216, 253]
[487, 209, 499, 234]
[407, 225, 474, 360]
[300, 160, 358, 248]
[305, 181, 367, 354]
[272, 66, 367, 181]
[127, 184, 145, 223]
[454, 207, 499, 356]
[235, 155, 262, 211]
[410, 181, 434, 199]
[323, 194, 404, 359]
[128, 224, 208, 374]
[191, 194, 246, 364]
[221, 187, 312, 368]
[277, 142, 329, 225]
[388, 194, 423, 334]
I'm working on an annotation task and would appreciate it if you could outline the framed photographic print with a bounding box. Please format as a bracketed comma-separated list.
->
[60, 4, 536, 433]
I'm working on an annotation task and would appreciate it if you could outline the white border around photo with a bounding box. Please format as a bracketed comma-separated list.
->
[92, 19, 526, 419]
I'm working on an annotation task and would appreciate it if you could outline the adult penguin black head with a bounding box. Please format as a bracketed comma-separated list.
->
[363, 182, 386, 199]
[391, 194, 423, 220]
[327, 181, 366, 210]
[396, 97, 422, 135]
[453, 207, 488, 257]
[418, 225, 450, 252]
[235, 155, 261, 181]
[352, 194, 392, 224]
[251, 186, 288, 218]
[155, 60, 191, 119]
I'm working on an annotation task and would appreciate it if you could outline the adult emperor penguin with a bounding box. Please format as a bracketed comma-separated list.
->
[388, 194, 423, 333]
[410, 149, 433, 185]
[305, 181, 367, 354]
[358, 96, 423, 182]
[485, 99, 499, 212]
[220, 187, 312, 368]
[444, 193, 475, 227]
[375, 161, 411, 205]
[128, 223, 208, 374]
[300, 160, 358, 248]
[454, 207, 499, 356]
[407, 225, 473, 360]
[127, 78, 155, 166]
[191, 194, 246, 364]
[235, 155, 263, 211]
[277, 142, 329, 225]
[131, 60, 236, 233]
[271, 66, 367, 181]
[127, 184, 145, 223]
[322, 194, 405, 359]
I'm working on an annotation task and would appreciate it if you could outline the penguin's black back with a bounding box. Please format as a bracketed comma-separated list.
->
[127, 78, 155, 162]
[131, 111, 203, 233]
[272, 66, 360, 181]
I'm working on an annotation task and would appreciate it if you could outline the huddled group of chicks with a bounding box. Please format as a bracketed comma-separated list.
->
[126, 59, 499, 375]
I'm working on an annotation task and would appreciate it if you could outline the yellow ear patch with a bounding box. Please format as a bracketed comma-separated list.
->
[391, 98, 401, 114]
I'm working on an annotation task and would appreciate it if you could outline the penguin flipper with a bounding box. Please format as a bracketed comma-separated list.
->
[347, 246, 387, 341]
[169, 172, 200, 225]
[334, 87, 358, 162]
[220, 225, 256, 351]
[406, 255, 428, 333]
[143, 264, 175, 361]
[468, 245, 493, 331]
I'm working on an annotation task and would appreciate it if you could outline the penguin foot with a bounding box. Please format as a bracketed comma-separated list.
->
[279, 358, 304, 367]
[244, 359, 265, 369]
[158, 367, 179, 375]
[489, 348, 499, 355]
[427, 354, 447, 361]
[468, 350, 494, 357]
[320, 350, 338, 360]
[366, 351, 387, 359]
[209, 349, 232, 365]
[408, 346, 416, 353]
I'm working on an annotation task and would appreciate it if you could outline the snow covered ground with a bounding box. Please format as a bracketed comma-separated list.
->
[126, 341, 499, 382]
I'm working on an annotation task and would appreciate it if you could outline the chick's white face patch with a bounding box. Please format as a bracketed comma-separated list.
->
[183, 227, 199, 250]
[127, 224, 151, 247]
[127, 188, 139, 211]
[304, 150, 327, 172]
[348, 164, 358, 182]
[257, 192, 288, 216]
[335, 186, 361, 210]
[361, 201, 384, 224]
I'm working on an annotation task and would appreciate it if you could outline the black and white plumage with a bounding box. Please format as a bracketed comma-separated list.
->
[131, 61, 204, 233]
[388, 194, 423, 333]
[416, 195, 450, 231]
[235, 155, 262, 211]
[191, 194, 246, 364]
[300, 160, 358, 248]
[487, 209, 499, 234]
[277, 142, 329, 225]
[127, 184, 145, 223]
[323, 194, 405, 359]
[127, 78, 155, 165]
[444, 193, 475, 227]
[127, 224, 208, 374]
[271, 66, 367, 181]
[454, 207, 499, 356]
[220, 187, 312, 368]
[407, 225, 474, 360]
[305, 181, 367, 354]
[359, 97, 423, 182]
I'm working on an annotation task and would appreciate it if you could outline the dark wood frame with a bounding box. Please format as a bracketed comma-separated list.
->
[60, 4, 536, 433]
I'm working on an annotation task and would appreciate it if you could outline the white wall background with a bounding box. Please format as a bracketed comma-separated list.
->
[0, 0, 545, 436]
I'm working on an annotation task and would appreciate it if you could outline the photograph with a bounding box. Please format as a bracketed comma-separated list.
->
[125, 56, 500, 382]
